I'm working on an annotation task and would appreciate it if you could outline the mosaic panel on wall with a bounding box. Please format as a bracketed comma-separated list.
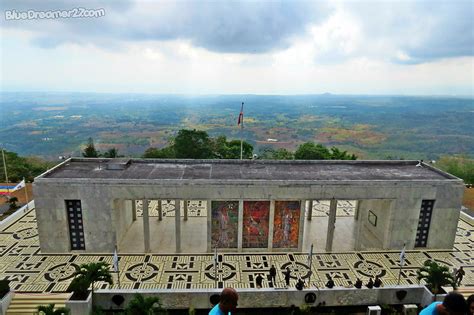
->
[273, 201, 301, 248]
[243, 201, 270, 248]
[211, 201, 239, 248]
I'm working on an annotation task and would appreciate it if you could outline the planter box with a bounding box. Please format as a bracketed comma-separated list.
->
[0, 292, 13, 315]
[94, 285, 434, 310]
[66, 292, 92, 315]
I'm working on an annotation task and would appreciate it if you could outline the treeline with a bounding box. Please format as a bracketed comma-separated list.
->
[436, 156, 474, 185]
[84, 129, 356, 160]
[0, 150, 55, 182]
[139, 129, 357, 160]
[4, 130, 474, 185]
[82, 138, 121, 158]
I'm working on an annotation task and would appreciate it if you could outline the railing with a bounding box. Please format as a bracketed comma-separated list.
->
[0, 200, 34, 232]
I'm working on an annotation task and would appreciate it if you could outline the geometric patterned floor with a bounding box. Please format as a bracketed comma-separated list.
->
[0, 209, 472, 293]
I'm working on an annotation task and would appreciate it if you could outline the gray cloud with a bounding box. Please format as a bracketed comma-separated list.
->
[1, 0, 330, 53]
[1, 0, 472, 62]
[347, 0, 473, 64]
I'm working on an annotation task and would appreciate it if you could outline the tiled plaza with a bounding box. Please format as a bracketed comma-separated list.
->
[0, 208, 472, 293]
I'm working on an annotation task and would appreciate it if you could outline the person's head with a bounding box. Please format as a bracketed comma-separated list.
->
[219, 287, 238, 312]
[467, 294, 474, 315]
[440, 292, 467, 315]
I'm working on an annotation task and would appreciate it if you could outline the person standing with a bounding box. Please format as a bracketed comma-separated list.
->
[269, 265, 277, 285]
[325, 276, 335, 288]
[366, 277, 374, 289]
[455, 267, 465, 286]
[354, 278, 362, 289]
[284, 267, 291, 287]
[374, 276, 382, 288]
[256, 274, 263, 289]
[295, 278, 304, 290]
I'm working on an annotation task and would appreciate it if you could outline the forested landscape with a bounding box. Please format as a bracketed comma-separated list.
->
[1, 93, 473, 160]
[0, 92, 473, 184]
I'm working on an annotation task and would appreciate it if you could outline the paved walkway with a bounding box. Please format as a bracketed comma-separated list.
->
[0, 209, 472, 293]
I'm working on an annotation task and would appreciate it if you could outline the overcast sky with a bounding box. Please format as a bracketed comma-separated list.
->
[1, 0, 473, 95]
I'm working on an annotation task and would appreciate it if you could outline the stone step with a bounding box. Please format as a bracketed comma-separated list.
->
[6, 293, 71, 315]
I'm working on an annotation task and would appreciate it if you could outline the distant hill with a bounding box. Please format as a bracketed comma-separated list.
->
[1, 92, 473, 160]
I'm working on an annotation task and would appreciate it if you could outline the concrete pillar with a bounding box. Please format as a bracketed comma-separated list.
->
[268, 200, 275, 250]
[325, 198, 337, 252]
[184, 200, 188, 221]
[354, 200, 360, 220]
[307, 200, 313, 221]
[298, 200, 305, 251]
[237, 199, 244, 251]
[112, 199, 122, 249]
[382, 200, 395, 249]
[175, 199, 181, 253]
[157, 199, 162, 221]
[207, 200, 212, 252]
[354, 200, 366, 251]
[132, 200, 136, 222]
[143, 198, 150, 253]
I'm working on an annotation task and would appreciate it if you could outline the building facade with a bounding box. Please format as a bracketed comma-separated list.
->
[33, 158, 464, 254]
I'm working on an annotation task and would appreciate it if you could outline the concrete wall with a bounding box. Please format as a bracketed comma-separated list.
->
[93, 286, 433, 310]
[66, 292, 92, 315]
[357, 199, 394, 249]
[33, 178, 464, 253]
[114, 199, 133, 247]
[34, 182, 117, 253]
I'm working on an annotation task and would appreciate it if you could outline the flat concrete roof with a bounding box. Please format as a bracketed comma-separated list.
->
[38, 158, 459, 182]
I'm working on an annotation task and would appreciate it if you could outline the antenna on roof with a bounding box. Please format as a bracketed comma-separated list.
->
[416, 160, 423, 167]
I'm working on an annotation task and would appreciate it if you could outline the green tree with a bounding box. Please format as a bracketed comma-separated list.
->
[143, 147, 175, 159]
[103, 148, 119, 158]
[67, 276, 90, 300]
[271, 148, 294, 160]
[173, 129, 213, 159]
[417, 260, 456, 296]
[70, 262, 113, 296]
[37, 304, 70, 315]
[436, 156, 474, 185]
[125, 293, 166, 315]
[259, 148, 294, 160]
[225, 140, 253, 159]
[82, 138, 99, 158]
[294, 142, 331, 160]
[330, 147, 357, 160]
[211, 136, 253, 159]
[0, 150, 54, 182]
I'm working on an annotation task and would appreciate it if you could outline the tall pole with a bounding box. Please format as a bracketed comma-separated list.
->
[114, 244, 121, 289]
[23, 178, 29, 211]
[1, 147, 8, 183]
[214, 246, 218, 288]
[398, 243, 406, 285]
[308, 243, 313, 288]
[240, 102, 244, 160]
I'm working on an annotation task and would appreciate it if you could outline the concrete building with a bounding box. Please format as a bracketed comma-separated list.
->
[33, 158, 464, 254]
